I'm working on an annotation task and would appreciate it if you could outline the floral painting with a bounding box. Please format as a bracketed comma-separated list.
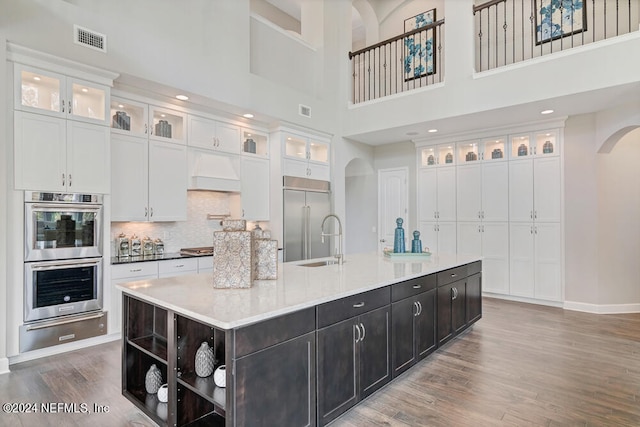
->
[535, 0, 586, 44]
[403, 9, 436, 82]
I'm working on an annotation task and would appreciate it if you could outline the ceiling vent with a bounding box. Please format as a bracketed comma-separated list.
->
[74, 25, 107, 53]
[299, 104, 311, 118]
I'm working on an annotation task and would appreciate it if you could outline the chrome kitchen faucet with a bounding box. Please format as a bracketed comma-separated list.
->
[321, 214, 344, 265]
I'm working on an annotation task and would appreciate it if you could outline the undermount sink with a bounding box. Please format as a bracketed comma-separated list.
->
[298, 260, 340, 267]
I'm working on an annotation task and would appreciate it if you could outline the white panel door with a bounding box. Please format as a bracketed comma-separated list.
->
[111, 134, 149, 221]
[481, 161, 509, 222]
[437, 167, 457, 221]
[534, 157, 561, 222]
[457, 222, 481, 255]
[66, 121, 110, 193]
[148, 141, 187, 221]
[14, 111, 66, 192]
[418, 221, 438, 254]
[456, 164, 482, 222]
[438, 222, 457, 254]
[418, 168, 437, 221]
[509, 222, 535, 298]
[216, 122, 241, 154]
[534, 222, 562, 301]
[378, 168, 408, 251]
[482, 222, 510, 295]
[509, 159, 534, 222]
[241, 156, 270, 220]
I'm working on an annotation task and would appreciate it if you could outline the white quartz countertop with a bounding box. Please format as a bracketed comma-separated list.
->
[117, 251, 481, 330]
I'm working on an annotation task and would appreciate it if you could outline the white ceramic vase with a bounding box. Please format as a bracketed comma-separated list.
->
[157, 384, 168, 403]
[145, 364, 162, 394]
[214, 365, 226, 388]
[195, 341, 214, 377]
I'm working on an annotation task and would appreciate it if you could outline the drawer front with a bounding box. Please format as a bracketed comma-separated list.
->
[197, 256, 213, 272]
[112, 262, 158, 280]
[158, 258, 198, 276]
[391, 274, 436, 302]
[437, 265, 468, 287]
[234, 307, 316, 358]
[19, 311, 107, 353]
[317, 286, 390, 329]
[467, 260, 482, 276]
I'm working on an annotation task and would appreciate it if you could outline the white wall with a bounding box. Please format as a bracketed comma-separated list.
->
[0, 32, 8, 373]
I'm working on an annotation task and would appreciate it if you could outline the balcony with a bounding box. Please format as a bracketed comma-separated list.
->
[349, 0, 639, 104]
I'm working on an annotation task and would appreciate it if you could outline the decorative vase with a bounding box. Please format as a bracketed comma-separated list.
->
[157, 384, 168, 403]
[411, 230, 422, 253]
[445, 152, 453, 163]
[427, 154, 435, 165]
[195, 341, 215, 377]
[145, 364, 162, 394]
[517, 143, 528, 156]
[214, 365, 226, 388]
[393, 218, 405, 253]
[543, 140, 554, 153]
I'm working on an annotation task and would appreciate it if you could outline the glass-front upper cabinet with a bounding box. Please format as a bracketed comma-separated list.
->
[15, 64, 109, 125]
[242, 128, 269, 157]
[283, 134, 329, 164]
[510, 130, 559, 159]
[110, 97, 148, 137]
[419, 144, 455, 167]
[149, 106, 186, 144]
[457, 141, 480, 164]
[308, 139, 329, 164]
[482, 137, 507, 161]
[284, 134, 307, 160]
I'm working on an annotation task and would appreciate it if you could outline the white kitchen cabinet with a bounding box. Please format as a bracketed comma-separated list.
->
[238, 156, 270, 221]
[110, 262, 159, 334]
[111, 96, 186, 145]
[418, 166, 456, 222]
[14, 111, 110, 193]
[242, 128, 269, 157]
[509, 222, 562, 301]
[150, 105, 186, 144]
[418, 221, 456, 254]
[111, 133, 187, 222]
[188, 114, 240, 153]
[282, 132, 330, 180]
[158, 258, 198, 277]
[457, 222, 509, 295]
[419, 144, 455, 167]
[15, 63, 110, 126]
[509, 157, 561, 223]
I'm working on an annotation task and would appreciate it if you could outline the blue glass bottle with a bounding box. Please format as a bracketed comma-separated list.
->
[411, 230, 422, 253]
[393, 218, 405, 253]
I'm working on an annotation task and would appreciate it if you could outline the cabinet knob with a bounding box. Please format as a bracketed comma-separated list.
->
[61, 99, 65, 113]
[62, 173, 65, 187]
[412, 284, 422, 289]
[68, 174, 72, 187]
[352, 302, 365, 308]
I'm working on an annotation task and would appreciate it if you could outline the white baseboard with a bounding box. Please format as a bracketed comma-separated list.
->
[482, 292, 563, 308]
[8, 333, 121, 367]
[563, 301, 640, 314]
[0, 357, 9, 375]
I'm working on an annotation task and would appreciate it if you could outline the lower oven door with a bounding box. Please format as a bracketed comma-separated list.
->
[24, 257, 103, 322]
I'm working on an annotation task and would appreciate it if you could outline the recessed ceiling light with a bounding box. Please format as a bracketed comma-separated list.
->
[175, 94, 189, 101]
[81, 88, 89, 93]
[428, 129, 438, 133]
[33, 76, 41, 81]
[243, 113, 254, 118]
[406, 131, 418, 136]
[118, 104, 124, 108]
[541, 109, 554, 115]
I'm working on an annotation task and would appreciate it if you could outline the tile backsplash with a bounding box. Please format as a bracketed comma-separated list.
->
[110, 191, 267, 253]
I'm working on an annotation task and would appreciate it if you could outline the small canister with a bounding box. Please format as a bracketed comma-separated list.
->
[142, 236, 154, 256]
[117, 233, 130, 258]
[130, 234, 142, 256]
[153, 238, 165, 256]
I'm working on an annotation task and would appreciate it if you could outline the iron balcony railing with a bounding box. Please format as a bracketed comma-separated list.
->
[474, 0, 639, 71]
[348, 19, 445, 104]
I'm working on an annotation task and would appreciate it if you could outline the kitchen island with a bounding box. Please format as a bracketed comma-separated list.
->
[118, 252, 482, 427]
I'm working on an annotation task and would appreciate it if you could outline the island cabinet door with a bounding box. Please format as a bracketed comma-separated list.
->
[466, 272, 482, 325]
[391, 297, 417, 377]
[415, 289, 436, 360]
[437, 283, 454, 346]
[317, 318, 358, 426]
[234, 331, 316, 427]
[358, 305, 391, 399]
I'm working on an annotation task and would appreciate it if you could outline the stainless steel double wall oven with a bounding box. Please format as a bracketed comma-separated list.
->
[21, 191, 107, 352]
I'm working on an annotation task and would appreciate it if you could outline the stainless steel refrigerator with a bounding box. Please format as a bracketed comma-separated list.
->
[283, 176, 331, 262]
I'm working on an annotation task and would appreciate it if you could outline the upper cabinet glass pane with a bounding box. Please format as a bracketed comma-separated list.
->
[20, 69, 61, 113]
[483, 137, 506, 161]
[242, 129, 268, 157]
[285, 135, 307, 160]
[535, 131, 558, 156]
[420, 147, 436, 167]
[150, 107, 185, 142]
[438, 144, 455, 165]
[111, 98, 147, 135]
[309, 140, 328, 163]
[510, 135, 531, 159]
[457, 141, 479, 164]
[71, 81, 106, 121]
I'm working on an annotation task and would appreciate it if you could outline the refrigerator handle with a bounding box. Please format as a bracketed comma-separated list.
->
[306, 206, 311, 259]
[302, 205, 309, 259]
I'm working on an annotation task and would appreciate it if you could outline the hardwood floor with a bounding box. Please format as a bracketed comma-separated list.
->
[1, 297, 640, 426]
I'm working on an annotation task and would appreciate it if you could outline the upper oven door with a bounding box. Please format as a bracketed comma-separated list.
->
[25, 201, 103, 261]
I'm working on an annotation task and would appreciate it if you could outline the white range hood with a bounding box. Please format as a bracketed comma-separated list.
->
[187, 148, 241, 192]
